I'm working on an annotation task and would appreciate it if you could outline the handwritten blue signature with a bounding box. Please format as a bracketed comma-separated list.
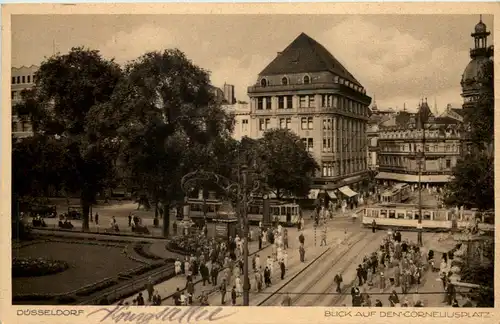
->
[87, 305, 236, 324]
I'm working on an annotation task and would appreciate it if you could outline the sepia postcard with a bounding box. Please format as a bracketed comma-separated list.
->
[1, 3, 498, 324]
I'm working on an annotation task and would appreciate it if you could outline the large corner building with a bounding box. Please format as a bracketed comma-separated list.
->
[247, 32, 372, 198]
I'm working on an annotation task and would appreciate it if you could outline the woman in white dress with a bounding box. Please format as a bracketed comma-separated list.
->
[174, 258, 182, 275]
[266, 256, 274, 275]
[262, 230, 267, 245]
[184, 257, 191, 277]
[277, 246, 283, 264]
[235, 276, 243, 297]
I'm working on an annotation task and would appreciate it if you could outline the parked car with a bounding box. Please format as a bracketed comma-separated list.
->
[67, 206, 82, 220]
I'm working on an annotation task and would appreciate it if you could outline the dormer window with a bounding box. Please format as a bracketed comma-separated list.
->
[260, 78, 267, 87]
[281, 77, 288, 85]
[333, 76, 339, 83]
[303, 75, 310, 84]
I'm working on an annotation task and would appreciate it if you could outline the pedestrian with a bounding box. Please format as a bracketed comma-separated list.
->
[283, 229, 288, 249]
[283, 250, 288, 269]
[211, 263, 219, 286]
[220, 278, 227, 305]
[334, 273, 343, 293]
[152, 290, 162, 305]
[258, 231, 262, 250]
[356, 265, 364, 286]
[280, 259, 286, 280]
[95, 213, 99, 225]
[372, 219, 376, 233]
[320, 226, 327, 246]
[128, 213, 132, 227]
[281, 293, 292, 306]
[172, 288, 181, 306]
[146, 277, 154, 302]
[136, 292, 145, 305]
[299, 244, 305, 262]
[299, 231, 305, 246]
[264, 266, 271, 287]
[231, 286, 237, 306]
[175, 258, 182, 276]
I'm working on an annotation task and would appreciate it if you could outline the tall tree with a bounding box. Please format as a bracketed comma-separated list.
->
[256, 129, 319, 199]
[442, 151, 493, 210]
[17, 47, 123, 231]
[104, 49, 234, 237]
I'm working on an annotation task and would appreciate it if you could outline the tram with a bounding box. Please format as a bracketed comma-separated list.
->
[362, 203, 494, 232]
[185, 198, 301, 226]
[380, 183, 411, 204]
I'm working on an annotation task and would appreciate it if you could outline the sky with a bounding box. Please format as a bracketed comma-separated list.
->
[11, 14, 493, 114]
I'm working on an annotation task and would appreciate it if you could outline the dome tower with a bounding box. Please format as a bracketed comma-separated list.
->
[460, 15, 494, 110]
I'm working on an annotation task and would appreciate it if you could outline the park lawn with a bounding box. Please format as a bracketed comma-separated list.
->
[12, 241, 143, 295]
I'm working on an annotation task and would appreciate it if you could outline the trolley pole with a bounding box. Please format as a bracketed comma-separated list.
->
[241, 165, 250, 306]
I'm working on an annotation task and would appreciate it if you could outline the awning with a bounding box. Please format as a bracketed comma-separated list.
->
[308, 189, 320, 199]
[338, 186, 358, 197]
[375, 172, 451, 183]
[326, 190, 337, 199]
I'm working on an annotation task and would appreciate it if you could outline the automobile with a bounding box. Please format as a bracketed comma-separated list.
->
[67, 206, 83, 220]
[28, 205, 57, 218]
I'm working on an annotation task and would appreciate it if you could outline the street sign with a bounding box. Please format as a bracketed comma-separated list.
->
[215, 223, 227, 239]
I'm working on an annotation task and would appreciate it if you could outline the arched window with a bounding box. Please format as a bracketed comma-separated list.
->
[281, 77, 288, 85]
[260, 78, 267, 87]
[303, 75, 310, 84]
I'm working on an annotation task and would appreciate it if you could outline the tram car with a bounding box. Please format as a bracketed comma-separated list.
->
[380, 183, 411, 204]
[185, 198, 300, 226]
[362, 203, 494, 232]
[247, 202, 301, 226]
[184, 198, 223, 220]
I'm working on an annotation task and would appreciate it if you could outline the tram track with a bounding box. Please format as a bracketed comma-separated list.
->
[304, 231, 387, 306]
[256, 231, 364, 306]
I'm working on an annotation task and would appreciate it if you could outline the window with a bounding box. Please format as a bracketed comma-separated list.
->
[22, 76, 26, 83]
[286, 96, 293, 109]
[286, 118, 291, 129]
[257, 97, 263, 110]
[333, 96, 338, 107]
[333, 76, 339, 83]
[278, 96, 285, 109]
[27, 75, 31, 83]
[308, 117, 313, 130]
[265, 97, 272, 110]
[11, 76, 15, 84]
[301, 138, 314, 152]
[33, 75, 36, 83]
[11, 91, 15, 99]
[279, 118, 286, 129]
[242, 119, 248, 132]
[16, 76, 20, 84]
[281, 77, 288, 85]
[301, 117, 313, 130]
[299, 95, 307, 108]
[322, 161, 334, 177]
[323, 118, 332, 130]
[260, 78, 267, 87]
[259, 118, 270, 131]
[303, 75, 310, 84]
[322, 138, 332, 152]
[446, 159, 451, 168]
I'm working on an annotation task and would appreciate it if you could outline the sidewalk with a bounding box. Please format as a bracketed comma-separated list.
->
[116, 234, 273, 305]
[118, 222, 332, 305]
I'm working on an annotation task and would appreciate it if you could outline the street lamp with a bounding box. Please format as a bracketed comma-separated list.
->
[180, 168, 261, 306]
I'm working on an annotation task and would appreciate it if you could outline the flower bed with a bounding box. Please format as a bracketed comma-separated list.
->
[13, 257, 69, 278]
[133, 243, 163, 260]
[166, 234, 210, 255]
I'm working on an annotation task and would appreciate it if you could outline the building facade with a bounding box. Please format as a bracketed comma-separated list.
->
[11, 65, 38, 139]
[221, 101, 251, 140]
[247, 32, 372, 196]
[367, 101, 397, 171]
[223, 83, 236, 104]
[375, 101, 464, 186]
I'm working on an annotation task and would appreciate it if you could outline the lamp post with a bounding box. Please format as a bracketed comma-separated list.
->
[417, 148, 423, 246]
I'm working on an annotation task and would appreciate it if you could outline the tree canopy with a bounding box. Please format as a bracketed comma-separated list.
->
[13, 47, 123, 231]
[103, 49, 234, 236]
[254, 129, 319, 199]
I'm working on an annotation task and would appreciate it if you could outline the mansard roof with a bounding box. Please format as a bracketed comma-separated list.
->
[258, 32, 362, 86]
